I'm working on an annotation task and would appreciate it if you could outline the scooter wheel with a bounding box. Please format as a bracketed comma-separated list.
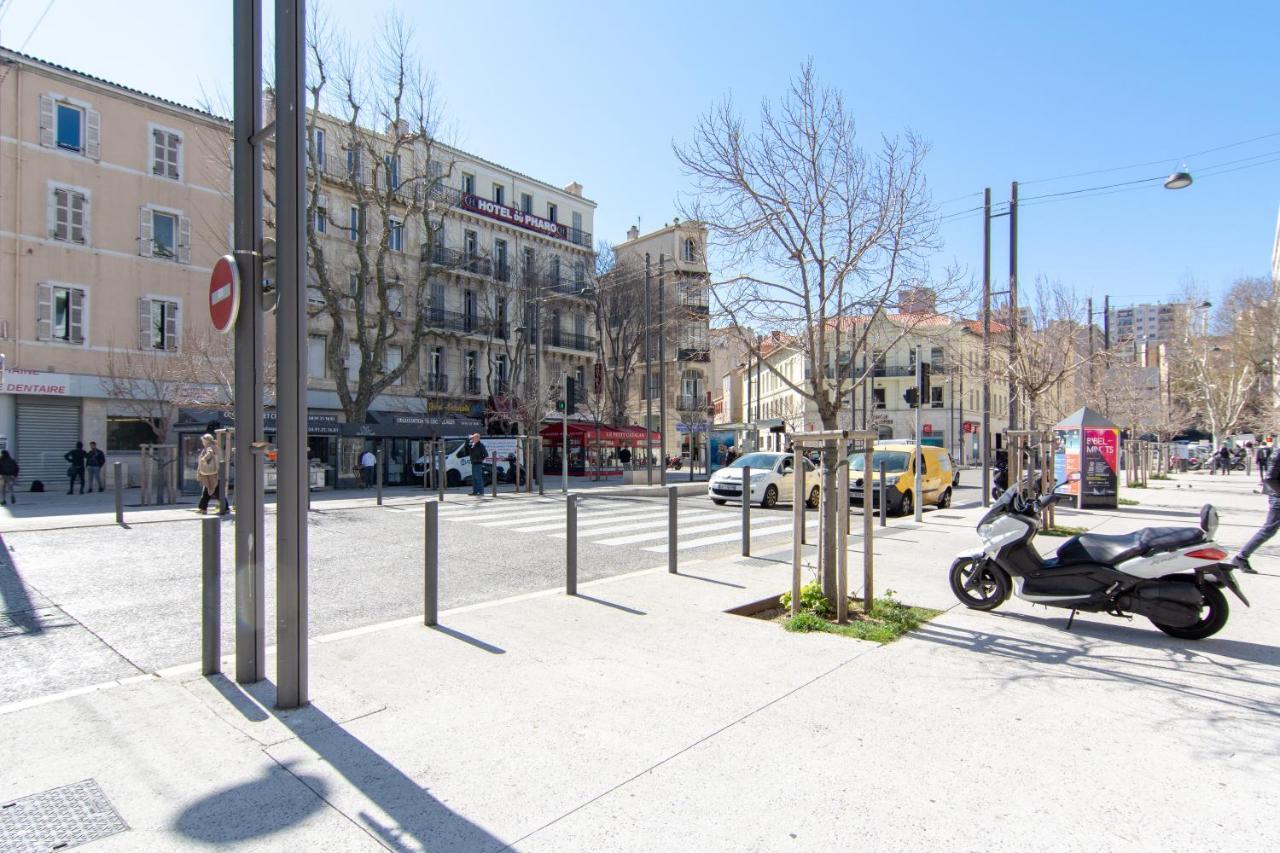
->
[949, 557, 1008, 611]
[1150, 577, 1229, 640]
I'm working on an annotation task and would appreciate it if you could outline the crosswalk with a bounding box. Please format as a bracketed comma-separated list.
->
[420, 495, 825, 556]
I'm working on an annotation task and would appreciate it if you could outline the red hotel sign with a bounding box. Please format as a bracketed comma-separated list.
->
[461, 193, 568, 241]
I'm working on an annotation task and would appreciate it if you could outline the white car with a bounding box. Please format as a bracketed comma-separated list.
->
[707, 451, 820, 508]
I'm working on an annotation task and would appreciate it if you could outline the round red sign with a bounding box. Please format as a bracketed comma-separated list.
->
[209, 255, 240, 334]
[923, 423, 933, 435]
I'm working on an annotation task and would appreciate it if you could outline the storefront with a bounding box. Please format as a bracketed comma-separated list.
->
[341, 412, 485, 488]
[2, 370, 79, 487]
[539, 422, 660, 476]
[174, 408, 344, 493]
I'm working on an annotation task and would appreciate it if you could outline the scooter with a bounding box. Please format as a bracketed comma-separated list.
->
[666, 454, 683, 470]
[949, 475, 1249, 639]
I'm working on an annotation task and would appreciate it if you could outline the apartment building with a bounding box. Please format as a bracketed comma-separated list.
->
[616, 220, 710, 460]
[1107, 300, 1204, 345]
[0, 48, 232, 485]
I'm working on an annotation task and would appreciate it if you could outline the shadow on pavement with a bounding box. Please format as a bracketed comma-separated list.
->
[575, 594, 646, 615]
[675, 573, 746, 589]
[0, 533, 42, 635]
[176, 678, 507, 851]
[430, 624, 506, 654]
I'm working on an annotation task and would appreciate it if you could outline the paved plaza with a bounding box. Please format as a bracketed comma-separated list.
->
[1, 471, 1276, 850]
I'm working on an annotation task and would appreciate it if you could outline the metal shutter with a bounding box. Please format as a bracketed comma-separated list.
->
[16, 398, 81, 486]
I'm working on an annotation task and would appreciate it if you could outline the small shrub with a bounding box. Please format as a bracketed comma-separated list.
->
[779, 581, 832, 617]
[1118, 497, 1139, 506]
[1040, 525, 1089, 537]
[784, 613, 827, 633]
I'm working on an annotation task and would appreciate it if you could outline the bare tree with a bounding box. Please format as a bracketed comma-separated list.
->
[675, 61, 962, 605]
[1004, 278, 1095, 429]
[592, 243, 649, 426]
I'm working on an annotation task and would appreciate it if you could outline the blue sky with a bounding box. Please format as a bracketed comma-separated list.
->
[3, 0, 1277, 310]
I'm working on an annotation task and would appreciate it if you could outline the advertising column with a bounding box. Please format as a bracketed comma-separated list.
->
[1081, 427, 1120, 509]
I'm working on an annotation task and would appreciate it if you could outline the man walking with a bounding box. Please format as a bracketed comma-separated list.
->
[467, 433, 489, 496]
[64, 441, 87, 494]
[1229, 446, 1279, 575]
[359, 447, 377, 489]
[0, 449, 18, 505]
[85, 441, 106, 492]
[1255, 441, 1272, 482]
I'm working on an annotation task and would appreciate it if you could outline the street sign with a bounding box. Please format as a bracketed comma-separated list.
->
[209, 254, 241, 334]
[923, 423, 933, 435]
[963, 421, 978, 434]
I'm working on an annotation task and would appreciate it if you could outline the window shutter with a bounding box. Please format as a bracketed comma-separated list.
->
[164, 302, 179, 351]
[152, 129, 163, 175]
[48, 186, 61, 239]
[177, 216, 191, 264]
[138, 297, 153, 349]
[170, 134, 181, 180]
[85, 110, 101, 160]
[36, 283, 53, 340]
[75, 192, 89, 244]
[53, 188, 68, 241]
[68, 288, 85, 344]
[38, 95, 54, 147]
[139, 207, 153, 257]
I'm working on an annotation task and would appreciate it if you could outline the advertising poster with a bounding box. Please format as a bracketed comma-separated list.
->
[1082, 427, 1119, 504]
[1055, 429, 1081, 495]
[708, 430, 736, 472]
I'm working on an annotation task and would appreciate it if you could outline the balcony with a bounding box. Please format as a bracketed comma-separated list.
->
[676, 393, 708, 412]
[679, 287, 709, 312]
[462, 376, 482, 395]
[546, 328, 595, 352]
[428, 184, 592, 249]
[421, 244, 493, 278]
[494, 262, 511, 283]
[522, 269, 589, 299]
[422, 307, 501, 337]
[424, 373, 449, 393]
[677, 343, 710, 362]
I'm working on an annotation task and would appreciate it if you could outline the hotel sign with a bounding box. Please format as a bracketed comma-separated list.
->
[3, 368, 70, 396]
[461, 193, 568, 241]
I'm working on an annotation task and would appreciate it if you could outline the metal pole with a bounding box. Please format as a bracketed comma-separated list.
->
[275, 0, 308, 710]
[566, 494, 577, 595]
[658, 254, 668, 487]
[741, 465, 751, 556]
[1008, 179, 1019, 432]
[836, 440, 849, 623]
[981, 187, 992, 508]
[491, 454, 498, 497]
[437, 441, 446, 501]
[537, 439, 544, 495]
[644, 253, 653, 486]
[202, 515, 222, 676]
[232, 0, 265, 685]
[879, 460, 887, 527]
[113, 461, 124, 525]
[422, 440, 429, 491]
[667, 484, 678, 574]
[1103, 294, 1111, 351]
[914, 345, 924, 522]
[424, 500, 438, 626]
[863, 442, 874, 613]
[561, 376, 568, 494]
[375, 445, 383, 506]
[790, 444, 803, 616]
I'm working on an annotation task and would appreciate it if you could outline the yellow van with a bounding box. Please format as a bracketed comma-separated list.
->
[848, 442, 954, 516]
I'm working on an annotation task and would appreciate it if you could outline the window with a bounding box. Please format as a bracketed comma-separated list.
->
[138, 298, 179, 351]
[575, 366, 586, 402]
[930, 386, 944, 408]
[493, 184, 505, 205]
[311, 127, 326, 169]
[495, 355, 508, 389]
[429, 346, 444, 379]
[348, 273, 359, 297]
[682, 237, 698, 262]
[464, 289, 477, 329]
[462, 172, 475, 195]
[465, 350, 478, 380]
[574, 312, 586, 339]
[872, 388, 886, 409]
[314, 194, 328, 234]
[550, 256, 561, 285]
[429, 280, 445, 321]
[51, 185, 88, 244]
[307, 336, 327, 378]
[139, 207, 190, 263]
[547, 202, 558, 223]
[40, 95, 99, 159]
[573, 259, 585, 288]
[346, 145, 363, 181]
[571, 211, 583, 239]
[348, 205, 362, 241]
[930, 346, 944, 367]
[385, 154, 400, 188]
[36, 283, 86, 344]
[464, 229, 478, 261]
[385, 345, 403, 384]
[151, 127, 182, 180]
[521, 193, 533, 214]
[523, 246, 535, 277]
[388, 217, 404, 253]
[494, 239, 509, 280]
[387, 283, 404, 317]
[107, 417, 158, 452]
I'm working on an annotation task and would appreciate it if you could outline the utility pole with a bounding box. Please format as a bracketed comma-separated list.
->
[981, 187, 992, 507]
[561, 372, 568, 493]
[1007, 180, 1019, 433]
[914, 344, 923, 522]
[1087, 296, 1095, 386]
[1103, 294, 1111, 351]
[644, 253, 653, 485]
[658, 254, 668, 486]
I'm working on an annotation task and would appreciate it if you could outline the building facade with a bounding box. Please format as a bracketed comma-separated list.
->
[615, 220, 710, 460]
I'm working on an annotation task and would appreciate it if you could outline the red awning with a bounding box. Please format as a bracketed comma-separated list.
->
[539, 422, 660, 445]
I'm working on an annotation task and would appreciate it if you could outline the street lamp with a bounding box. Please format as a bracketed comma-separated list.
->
[1163, 170, 1193, 190]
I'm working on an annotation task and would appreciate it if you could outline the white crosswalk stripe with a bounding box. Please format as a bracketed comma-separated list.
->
[644, 518, 818, 552]
[528, 508, 720, 534]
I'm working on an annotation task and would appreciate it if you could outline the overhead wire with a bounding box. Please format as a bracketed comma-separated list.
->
[1018, 129, 1280, 186]
[18, 0, 54, 52]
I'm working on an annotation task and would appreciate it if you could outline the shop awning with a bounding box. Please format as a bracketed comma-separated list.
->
[540, 422, 661, 446]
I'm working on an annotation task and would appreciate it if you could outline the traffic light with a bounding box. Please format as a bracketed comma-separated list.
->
[903, 387, 919, 408]
[555, 399, 566, 412]
[920, 361, 931, 405]
[565, 377, 577, 410]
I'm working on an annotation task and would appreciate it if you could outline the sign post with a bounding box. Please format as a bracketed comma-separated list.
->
[209, 255, 241, 334]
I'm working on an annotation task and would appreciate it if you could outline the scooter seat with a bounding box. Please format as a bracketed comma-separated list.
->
[1056, 527, 1203, 566]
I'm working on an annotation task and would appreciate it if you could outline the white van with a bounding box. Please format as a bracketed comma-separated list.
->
[412, 437, 523, 486]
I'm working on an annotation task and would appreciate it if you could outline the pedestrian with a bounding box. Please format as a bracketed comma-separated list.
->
[359, 448, 377, 488]
[1213, 443, 1232, 476]
[64, 441, 87, 494]
[195, 433, 230, 515]
[85, 441, 106, 492]
[618, 446, 632, 469]
[1229, 447, 1280, 575]
[0, 449, 18, 505]
[1256, 442, 1272, 481]
[467, 433, 489, 496]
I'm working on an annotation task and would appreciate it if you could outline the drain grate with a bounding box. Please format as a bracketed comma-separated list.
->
[0, 779, 128, 852]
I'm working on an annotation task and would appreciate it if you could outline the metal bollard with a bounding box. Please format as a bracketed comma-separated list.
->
[668, 484, 678, 574]
[741, 466, 751, 557]
[376, 448, 384, 506]
[879, 461, 888, 527]
[490, 455, 498, 498]
[437, 442, 446, 502]
[202, 515, 221, 676]
[114, 461, 124, 525]
[537, 443, 545, 496]
[566, 494, 577, 595]
[424, 500, 438, 626]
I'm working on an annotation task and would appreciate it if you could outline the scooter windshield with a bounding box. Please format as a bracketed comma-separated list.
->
[977, 488, 1017, 528]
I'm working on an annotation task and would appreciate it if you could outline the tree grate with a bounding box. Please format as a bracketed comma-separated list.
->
[0, 779, 128, 852]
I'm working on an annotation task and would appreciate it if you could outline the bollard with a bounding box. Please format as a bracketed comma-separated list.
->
[114, 461, 124, 525]
[422, 442, 430, 491]
[879, 461, 888, 527]
[566, 494, 577, 595]
[424, 500, 438, 626]
[202, 515, 221, 676]
[668, 484, 678, 574]
[490, 455, 498, 498]
[376, 448, 384, 506]
[741, 466, 751, 557]
[437, 442, 446, 502]
[537, 442, 545, 496]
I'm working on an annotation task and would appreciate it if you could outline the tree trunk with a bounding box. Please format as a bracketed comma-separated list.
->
[818, 408, 839, 608]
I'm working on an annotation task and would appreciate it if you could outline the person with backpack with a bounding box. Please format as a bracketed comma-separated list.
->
[1256, 442, 1272, 481]
[64, 441, 87, 494]
[85, 441, 107, 492]
[0, 450, 18, 505]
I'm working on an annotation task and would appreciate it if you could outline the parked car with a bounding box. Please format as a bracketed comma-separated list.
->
[849, 443, 953, 516]
[412, 438, 521, 486]
[706, 451, 820, 508]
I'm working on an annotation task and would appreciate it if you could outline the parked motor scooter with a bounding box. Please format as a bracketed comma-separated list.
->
[666, 454, 683, 470]
[949, 474, 1248, 639]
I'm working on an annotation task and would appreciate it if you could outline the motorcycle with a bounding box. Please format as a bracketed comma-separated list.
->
[666, 454, 683, 470]
[949, 475, 1249, 639]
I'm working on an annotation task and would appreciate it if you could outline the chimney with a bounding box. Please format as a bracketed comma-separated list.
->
[563, 181, 583, 197]
[626, 224, 639, 241]
[387, 119, 410, 138]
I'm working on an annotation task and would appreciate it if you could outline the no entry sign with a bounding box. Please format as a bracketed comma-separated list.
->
[209, 255, 240, 334]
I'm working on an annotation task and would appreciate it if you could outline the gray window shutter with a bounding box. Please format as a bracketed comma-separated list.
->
[36, 283, 53, 340]
[38, 95, 54, 147]
[74, 192, 88, 244]
[139, 207, 153, 257]
[164, 302, 179, 351]
[68, 288, 85, 344]
[85, 110, 101, 160]
[177, 216, 191, 264]
[138, 297, 153, 349]
[49, 186, 63, 239]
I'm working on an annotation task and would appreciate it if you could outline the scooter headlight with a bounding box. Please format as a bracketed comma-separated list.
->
[977, 523, 994, 539]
